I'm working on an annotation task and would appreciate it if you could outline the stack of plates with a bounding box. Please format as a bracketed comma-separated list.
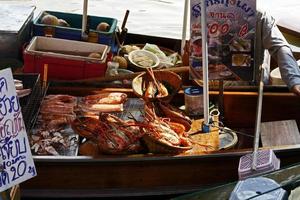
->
[238, 149, 280, 180]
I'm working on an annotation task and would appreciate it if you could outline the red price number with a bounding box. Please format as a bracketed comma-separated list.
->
[208, 22, 230, 35]
[239, 23, 248, 37]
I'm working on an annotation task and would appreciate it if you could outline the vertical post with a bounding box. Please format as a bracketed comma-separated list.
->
[181, 0, 189, 56]
[42, 64, 48, 90]
[201, 0, 210, 131]
[218, 80, 224, 122]
[252, 67, 264, 170]
[81, 0, 88, 40]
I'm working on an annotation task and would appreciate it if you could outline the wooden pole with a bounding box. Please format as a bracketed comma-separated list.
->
[81, 0, 88, 40]
[181, 0, 189, 56]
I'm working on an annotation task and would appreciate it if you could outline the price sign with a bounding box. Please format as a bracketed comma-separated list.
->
[190, 0, 256, 81]
[0, 68, 36, 192]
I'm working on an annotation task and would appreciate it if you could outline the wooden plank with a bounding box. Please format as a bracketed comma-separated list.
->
[261, 120, 300, 147]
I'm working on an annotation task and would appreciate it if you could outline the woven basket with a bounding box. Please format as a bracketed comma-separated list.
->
[132, 70, 182, 102]
[143, 134, 192, 154]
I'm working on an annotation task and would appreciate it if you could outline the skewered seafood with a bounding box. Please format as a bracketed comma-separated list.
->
[143, 68, 169, 99]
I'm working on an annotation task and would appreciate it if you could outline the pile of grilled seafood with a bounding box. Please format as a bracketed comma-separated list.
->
[72, 101, 196, 155]
[39, 95, 77, 130]
[31, 95, 78, 155]
[30, 129, 77, 156]
[30, 93, 129, 155]
[72, 114, 144, 154]
[30, 90, 213, 155]
[142, 103, 192, 150]
[155, 101, 191, 131]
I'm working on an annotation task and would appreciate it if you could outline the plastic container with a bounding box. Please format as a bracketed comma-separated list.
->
[230, 177, 287, 200]
[238, 149, 280, 180]
[23, 36, 110, 80]
[33, 10, 118, 52]
[184, 86, 203, 116]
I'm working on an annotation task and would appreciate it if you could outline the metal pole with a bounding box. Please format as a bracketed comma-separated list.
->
[252, 67, 264, 170]
[201, 0, 210, 127]
[181, 0, 189, 56]
[81, 0, 88, 40]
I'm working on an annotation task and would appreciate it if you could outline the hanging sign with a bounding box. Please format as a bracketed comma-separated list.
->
[190, 0, 256, 81]
[0, 68, 36, 192]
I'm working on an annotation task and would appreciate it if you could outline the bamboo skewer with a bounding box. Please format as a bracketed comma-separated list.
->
[146, 68, 160, 90]
[42, 64, 48, 89]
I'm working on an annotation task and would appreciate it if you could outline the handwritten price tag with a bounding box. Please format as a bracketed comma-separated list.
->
[0, 68, 36, 192]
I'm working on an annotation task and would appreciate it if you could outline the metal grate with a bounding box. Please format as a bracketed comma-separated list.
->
[15, 74, 47, 131]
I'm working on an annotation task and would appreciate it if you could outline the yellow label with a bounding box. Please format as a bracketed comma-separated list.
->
[88, 32, 99, 43]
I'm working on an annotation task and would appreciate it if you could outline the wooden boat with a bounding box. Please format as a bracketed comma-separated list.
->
[20, 33, 300, 198]
[173, 161, 300, 200]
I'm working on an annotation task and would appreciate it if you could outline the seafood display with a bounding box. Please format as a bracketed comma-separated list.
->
[30, 128, 78, 156]
[79, 92, 128, 118]
[141, 103, 193, 153]
[39, 94, 77, 130]
[28, 87, 215, 156]
[71, 101, 195, 155]
[72, 114, 144, 154]
[30, 94, 79, 156]
[156, 102, 192, 131]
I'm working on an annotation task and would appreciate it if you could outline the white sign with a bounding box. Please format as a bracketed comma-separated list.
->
[0, 68, 36, 192]
[190, 0, 256, 81]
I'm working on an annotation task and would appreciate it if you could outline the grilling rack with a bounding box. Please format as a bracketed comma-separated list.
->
[15, 73, 48, 131]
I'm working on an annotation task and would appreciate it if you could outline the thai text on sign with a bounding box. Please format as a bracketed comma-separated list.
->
[0, 68, 36, 192]
[190, 0, 256, 81]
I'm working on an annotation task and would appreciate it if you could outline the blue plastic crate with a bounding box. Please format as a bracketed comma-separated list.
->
[33, 10, 118, 52]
